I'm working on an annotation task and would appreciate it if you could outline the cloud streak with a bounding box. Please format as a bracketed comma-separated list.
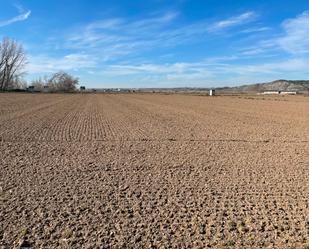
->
[0, 5, 31, 27]
[98, 56, 309, 87]
[209, 11, 256, 31]
[64, 11, 257, 60]
[279, 10, 309, 54]
[27, 53, 97, 74]
[238, 10, 309, 56]
[26, 9, 309, 87]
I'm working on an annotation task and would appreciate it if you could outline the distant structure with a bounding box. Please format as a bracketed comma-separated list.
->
[261, 91, 280, 95]
[209, 89, 215, 96]
[27, 86, 34, 92]
[279, 91, 297, 95]
[260, 91, 297, 95]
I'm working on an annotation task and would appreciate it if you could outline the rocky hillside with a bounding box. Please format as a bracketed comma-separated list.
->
[222, 80, 309, 92]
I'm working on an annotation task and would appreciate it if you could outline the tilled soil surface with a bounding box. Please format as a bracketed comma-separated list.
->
[0, 93, 308, 248]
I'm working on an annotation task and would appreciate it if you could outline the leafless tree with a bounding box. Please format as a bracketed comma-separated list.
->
[31, 76, 49, 91]
[0, 37, 27, 90]
[47, 71, 79, 92]
[11, 77, 27, 90]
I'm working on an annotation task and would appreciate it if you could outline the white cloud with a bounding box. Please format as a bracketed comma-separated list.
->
[102, 55, 308, 79]
[63, 11, 257, 61]
[0, 5, 31, 27]
[240, 27, 271, 33]
[27, 54, 308, 87]
[27, 53, 97, 74]
[97, 56, 309, 87]
[213, 58, 309, 75]
[126, 11, 179, 31]
[209, 11, 256, 31]
[27, 9, 309, 86]
[279, 11, 309, 54]
[86, 18, 124, 30]
[245, 58, 309, 73]
[101, 62, 211, 76]
[239, 10, 309, 56]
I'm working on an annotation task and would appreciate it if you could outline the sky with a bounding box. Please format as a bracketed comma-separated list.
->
[0, 0, 309, 88]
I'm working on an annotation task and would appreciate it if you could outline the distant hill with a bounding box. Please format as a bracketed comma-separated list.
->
[91, 80, 309, 93]
[219, 80, 309, 92]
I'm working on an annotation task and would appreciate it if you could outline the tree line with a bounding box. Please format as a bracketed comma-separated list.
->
[0, 37, 79, 92]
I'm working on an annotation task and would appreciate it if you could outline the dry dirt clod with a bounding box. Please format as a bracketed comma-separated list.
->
[19, 239, 31, 248]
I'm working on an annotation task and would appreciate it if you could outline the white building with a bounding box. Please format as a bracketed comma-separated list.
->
[209, 89, 215, 96]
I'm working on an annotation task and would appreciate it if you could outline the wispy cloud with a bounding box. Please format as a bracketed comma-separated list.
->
[63, 13, 179, 61]
[238, 10, 309, 56]
[102, 62, 207, 75]
[27, 53, 96, 74]
[240, 27, 271, 33]
[239, 39, 279, 56]
[279, 10, 309, 54]
[63, 11, 257, 60]
[0, 5, 31, 27]
[99, 62, 215, 87]
[211, 58, 309, 75]
[23, 5, 309, 87]
[209, 11, 256, 31]
[98, 55, 309, 87]
[28, 10, 273, 83]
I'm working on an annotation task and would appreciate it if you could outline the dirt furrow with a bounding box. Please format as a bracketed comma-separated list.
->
[0, 93, 308, 249]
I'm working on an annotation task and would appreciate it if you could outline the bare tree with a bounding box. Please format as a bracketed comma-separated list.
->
[31, 76, 49, 91]
[47, 71, 79, 92]
[11, 76, 27, 90]
[0, 37, 27, 90]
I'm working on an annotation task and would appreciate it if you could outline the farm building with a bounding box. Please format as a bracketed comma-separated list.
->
[260, 91, 297, 95]
[279, 91, 297, 95]
[261, 91, 280, 95]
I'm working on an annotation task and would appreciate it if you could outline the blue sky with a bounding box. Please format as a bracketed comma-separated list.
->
[1, 0, 309, 88]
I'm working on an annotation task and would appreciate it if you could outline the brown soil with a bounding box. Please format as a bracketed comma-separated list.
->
[0, 93, 308, 248]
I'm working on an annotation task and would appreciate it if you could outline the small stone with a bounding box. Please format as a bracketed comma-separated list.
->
[19, 239, 31, 248]
[135, 235, 142, 242]
[199, 224, 206, 234]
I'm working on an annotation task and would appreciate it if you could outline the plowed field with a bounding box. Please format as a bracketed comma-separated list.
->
[1, 93, 308, 248]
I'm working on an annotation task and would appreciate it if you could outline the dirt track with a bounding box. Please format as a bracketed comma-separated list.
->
[0, 93, 308, 248]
